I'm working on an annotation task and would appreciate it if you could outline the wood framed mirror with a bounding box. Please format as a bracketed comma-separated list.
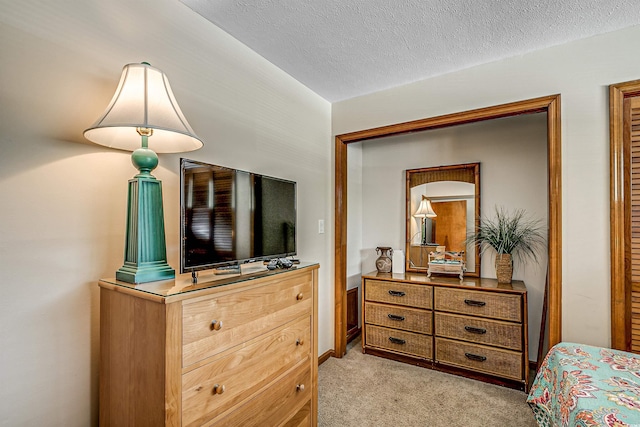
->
[405, 163, 481, 276]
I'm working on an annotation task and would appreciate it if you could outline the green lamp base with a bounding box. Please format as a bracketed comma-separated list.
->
[116, 173, 175, 284]
[116, 261, 175, 283]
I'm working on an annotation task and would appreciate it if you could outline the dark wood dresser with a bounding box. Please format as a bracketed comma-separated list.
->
[361, 271, 528, 390]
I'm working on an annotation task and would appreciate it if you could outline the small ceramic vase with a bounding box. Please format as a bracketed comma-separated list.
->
[375, 247, 393, 273]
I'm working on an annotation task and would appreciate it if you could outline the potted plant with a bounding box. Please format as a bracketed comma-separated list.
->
[465, 206, 546, 283]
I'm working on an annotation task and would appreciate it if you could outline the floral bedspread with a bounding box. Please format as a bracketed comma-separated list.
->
[527, 342, 640, 426]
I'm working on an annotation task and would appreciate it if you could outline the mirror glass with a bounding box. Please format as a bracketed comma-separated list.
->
[405, 163, 480, 276]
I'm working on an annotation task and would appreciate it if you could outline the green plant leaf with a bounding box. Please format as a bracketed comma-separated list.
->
[464, 206, 546, 267]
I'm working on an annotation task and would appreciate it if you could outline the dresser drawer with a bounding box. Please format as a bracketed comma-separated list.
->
[182, 316, 310, 426]
[365, 302, 432, 335]
[435, 312, 522, 351]
[366, 324, 432, 359]
[209, 361, 312, 427]
[182, 272, 313, 366]
[435, 337, 522, 381]
[365, 279, 432, 309]
[283, 401, 312, 427]
[434, 287, 521, 322]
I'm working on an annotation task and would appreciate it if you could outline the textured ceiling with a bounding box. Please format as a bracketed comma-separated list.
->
[181, 0, 640, 102]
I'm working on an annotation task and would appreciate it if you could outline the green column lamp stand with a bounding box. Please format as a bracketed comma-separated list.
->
[116, 131, 175, 283]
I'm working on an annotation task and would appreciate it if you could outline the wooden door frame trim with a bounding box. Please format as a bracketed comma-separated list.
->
[610, 80, 640, 350]
[334, 94, 562, 357]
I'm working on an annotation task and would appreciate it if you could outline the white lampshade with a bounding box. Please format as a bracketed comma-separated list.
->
[84, 62, 203, 153]
[414, 198, 437, 218]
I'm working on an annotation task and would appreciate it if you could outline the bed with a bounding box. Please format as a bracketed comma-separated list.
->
[527, 342, 640, 426]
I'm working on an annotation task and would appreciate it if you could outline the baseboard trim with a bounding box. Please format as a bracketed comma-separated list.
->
[318, 349, 335, 366]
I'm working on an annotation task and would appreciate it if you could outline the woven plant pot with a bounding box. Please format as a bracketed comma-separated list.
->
[495, 253, 513, 284]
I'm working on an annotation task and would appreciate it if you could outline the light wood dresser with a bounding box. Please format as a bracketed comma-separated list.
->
[99, 263, 319, 426]
[362, 271, 528, 390]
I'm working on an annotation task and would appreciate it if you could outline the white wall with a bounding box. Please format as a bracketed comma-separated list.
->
[333, 24, 640, 352]
[353, 114, 548, 360]
[347, 143, 363, 289]
[346, 144, 363, 326]
[0, 1, 331, 425]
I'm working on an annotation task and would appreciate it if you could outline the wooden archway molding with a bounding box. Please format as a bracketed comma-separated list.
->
[334, 94, 562, 358]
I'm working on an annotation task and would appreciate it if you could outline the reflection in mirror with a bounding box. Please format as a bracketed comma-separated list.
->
[405, 163, 480, 277]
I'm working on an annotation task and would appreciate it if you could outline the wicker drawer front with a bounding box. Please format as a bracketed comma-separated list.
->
[365, 302, 432, 335]
[435, 312, 521, 351]
[434, 287, 521, 322]
[435, 337, 522, 381]
[365, 279, 432, 309]
[209, 361, 311, 427]
[366, 324, 433, 359]
[182, 272, 313, 367]
[182, 316, 310, 426]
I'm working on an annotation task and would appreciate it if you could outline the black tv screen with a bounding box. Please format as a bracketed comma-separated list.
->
[180, 159, 297, 273]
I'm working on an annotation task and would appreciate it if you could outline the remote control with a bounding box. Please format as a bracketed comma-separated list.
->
[279, 258, 293, 269]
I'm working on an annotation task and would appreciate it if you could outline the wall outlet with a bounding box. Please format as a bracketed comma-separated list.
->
[318, 219, 325, 234]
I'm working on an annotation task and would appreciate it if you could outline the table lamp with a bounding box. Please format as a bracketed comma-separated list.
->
[413, 198, 437, 246]
[84, 62, 203, 283]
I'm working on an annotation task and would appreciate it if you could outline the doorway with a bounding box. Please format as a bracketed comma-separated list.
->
[333, 95, 562, 357]
[610, 79, 640, 352]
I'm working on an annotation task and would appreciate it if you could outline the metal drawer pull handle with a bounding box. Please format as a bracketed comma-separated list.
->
[210, 320, 223, 331]
[388, 337, 406, 345]
[296, 384, 305, 392]
[464, 326, 487, 334]
[388, 290, 406, 297]
[465, 352, 487, 362]
[212, 384, 226, 394]
[464, 299, 486, 307]
[387, 314, 406, 321]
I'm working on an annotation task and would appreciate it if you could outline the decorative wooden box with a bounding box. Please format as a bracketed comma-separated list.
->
[427, 250, 465, 280]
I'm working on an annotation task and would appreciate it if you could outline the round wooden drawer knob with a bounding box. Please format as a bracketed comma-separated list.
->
[211, 320, 223, 331]
[296, 338, 304, 346]
[296, 293, 304, 301]
[296, 384, 305, 392]
[213, 384, 226, 394]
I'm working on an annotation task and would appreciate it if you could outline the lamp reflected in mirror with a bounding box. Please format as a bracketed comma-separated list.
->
[413, 197, 437, 245]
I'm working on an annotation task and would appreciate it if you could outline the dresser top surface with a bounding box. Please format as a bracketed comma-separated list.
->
[99, 262, 318, 301]
[362, 271, 526, 293]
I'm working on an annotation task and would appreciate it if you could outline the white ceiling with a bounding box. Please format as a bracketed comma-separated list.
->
[181, 0, 640, 102]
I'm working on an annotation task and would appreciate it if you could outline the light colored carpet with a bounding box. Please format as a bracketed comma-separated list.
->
[318, 338, 537, 427]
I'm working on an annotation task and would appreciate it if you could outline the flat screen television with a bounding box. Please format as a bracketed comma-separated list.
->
[180, 159, 297, 273]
